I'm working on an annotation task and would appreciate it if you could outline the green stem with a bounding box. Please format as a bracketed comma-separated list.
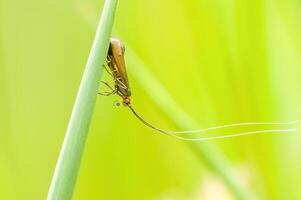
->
[126, 46, 255, 200]
[47, 0, 118, 199]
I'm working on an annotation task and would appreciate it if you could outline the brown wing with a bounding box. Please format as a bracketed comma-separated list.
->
[109, 37, 131, 97]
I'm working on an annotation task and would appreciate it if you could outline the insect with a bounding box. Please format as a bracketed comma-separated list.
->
[99, 37, 131, 106]
[99, 37, 298, 141]
[99, 37, 172, 136]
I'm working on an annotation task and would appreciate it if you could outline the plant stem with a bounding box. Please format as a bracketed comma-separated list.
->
[47, 0, 118, 199]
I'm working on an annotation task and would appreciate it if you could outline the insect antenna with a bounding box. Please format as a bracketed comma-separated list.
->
[127, 105, 298, 141]
[128, 104, 172, 137]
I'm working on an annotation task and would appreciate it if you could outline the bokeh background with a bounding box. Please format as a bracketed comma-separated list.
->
[1, 0, 301, 199]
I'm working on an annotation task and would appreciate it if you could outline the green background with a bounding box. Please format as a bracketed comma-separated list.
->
[1, 0, 300, 199]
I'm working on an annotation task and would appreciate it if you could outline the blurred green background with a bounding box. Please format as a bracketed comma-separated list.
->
[1, 0, 301, 199]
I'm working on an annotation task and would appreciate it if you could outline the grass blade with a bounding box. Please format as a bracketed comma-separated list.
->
[47, 0, 118, 199]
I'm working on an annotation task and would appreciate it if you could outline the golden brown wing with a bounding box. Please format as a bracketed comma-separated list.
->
[109, 37, 131, 97]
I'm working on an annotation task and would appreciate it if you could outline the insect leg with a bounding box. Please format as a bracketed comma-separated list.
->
[98, 81, 117, 96]
[115, 77, 128, 89]
[102, 64, 113, 77]
[98, 90, 117, 96]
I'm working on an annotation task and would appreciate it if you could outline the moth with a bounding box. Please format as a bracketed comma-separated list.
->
[99, 37, 297, 141]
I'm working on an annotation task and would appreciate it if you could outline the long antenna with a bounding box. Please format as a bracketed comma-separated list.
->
[128, 104, 173, 137]
[128, 104, 298, 141]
